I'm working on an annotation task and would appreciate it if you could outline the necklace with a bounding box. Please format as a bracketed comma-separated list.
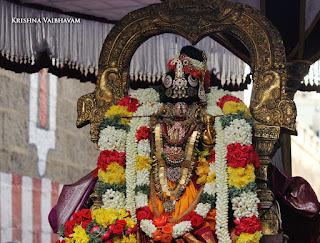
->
[153, 123, 200, 203]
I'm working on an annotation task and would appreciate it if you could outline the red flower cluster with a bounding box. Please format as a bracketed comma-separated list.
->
[166, 58, 203, 79]
[117, 95, 141, 112]
[110, 223, 124, 235]
[182, 211, 204, 228]
[136, 126, 151, 142]
[234, 215, 262, 235]
[153, 215, 168, 227]
[184, 67, 202, 79]
[126, 224, 137, 236]
[227, 143, 261, 168]
[217, 95, 242, 109]
[136, 206, 153, 222]
[208, 150, 215, 164]
[65, 209, 92, 237]
[97, 150, 126, 171]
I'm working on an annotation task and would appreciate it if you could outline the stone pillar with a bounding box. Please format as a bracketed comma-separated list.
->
[255, 124, 280, 235]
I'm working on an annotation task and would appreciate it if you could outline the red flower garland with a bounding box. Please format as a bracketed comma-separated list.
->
[96, 150, 126, 171]
[136, 206, 153, 222]
[227, 143, 261, 168]
[234, 215, 262, 235]
[117, 95, 141, 112]
[182, 211, 204, 228]
[136, 126, 151, 142]
[216, 95, 242, 109]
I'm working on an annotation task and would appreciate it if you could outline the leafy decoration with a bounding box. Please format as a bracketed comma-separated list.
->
[96, 180, 126, 198]
[100, 116, 130, 132]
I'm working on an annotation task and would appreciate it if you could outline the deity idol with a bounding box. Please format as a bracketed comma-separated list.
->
[50, 46, 262, 243]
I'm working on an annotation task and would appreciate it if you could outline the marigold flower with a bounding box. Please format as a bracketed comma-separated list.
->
[92, 208, 118, 228]
[162, 225, 173, 234]
[228, 163, 255, 188]
[136, 155, 152, 171]
[98, 162, 126, 184]
[161, 233, 173, 243]
[217, 95, 242, 109]
[206, 172, 216, 183]
[196, 157, 210, 185]
[237, 231, 262, 243]
[70, 227, 89, 243]
[222, 101, 252, 119]
[153, 229, 162, 241]
[105, 105, 133, 124]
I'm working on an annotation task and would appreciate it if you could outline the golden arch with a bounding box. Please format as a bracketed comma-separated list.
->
[77, 0, 295, 133]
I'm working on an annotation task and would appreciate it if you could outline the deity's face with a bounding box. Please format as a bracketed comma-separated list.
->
[174, 102, 188, 119]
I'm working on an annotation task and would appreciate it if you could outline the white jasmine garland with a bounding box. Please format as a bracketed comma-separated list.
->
[203, 181, 216, 195]
[172, 221, 193, 238]
[214, 117, 232, 243]
[195, 203, 211, 217]
[232, 192, 260, 220]
[206, 88, 230, 106]
[102, 189, 125, 210]
[137, 139, 151, 157]
[125, 90, 162, 222]
[134, 102, 163, 116]
[140, 219, 157, 238]
[135, 192, 149, 208]
[223, 119, 252, 146]
[129, 88, 160, 105]
[98, 126, 127, 152]
[206, 105, 224, 117]
[136, 168, 150, 186]
[125, 117, 141, 221]
[206, 88, 228, 117]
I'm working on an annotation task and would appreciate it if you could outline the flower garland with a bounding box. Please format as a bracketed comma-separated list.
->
[57, 94, 143, 243]
[213, 93, 262, 243]
[57, 208, 137, 243]
[214, 116, 232, 243]
[125, 88, 163, 222]
[57, 88, 262, 243]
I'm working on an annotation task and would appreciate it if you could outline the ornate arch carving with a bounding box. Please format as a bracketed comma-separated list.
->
[77, 0, 296, 135]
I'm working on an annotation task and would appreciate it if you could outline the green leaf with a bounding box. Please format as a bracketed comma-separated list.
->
[96, 180, 126, 197]
[100, 116, 130, 132]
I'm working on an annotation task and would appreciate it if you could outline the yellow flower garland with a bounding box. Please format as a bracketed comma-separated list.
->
[92, 208, 119, 228]
[122, 234, 137, 243]
[125, 217, 136, 228]
[98, 162, 126, 184]
[196, 157, 210, 185]
[136, 155, 152, 171]
[70, 227, 90, 243]
[236, 231, 263, 243]
[105, 105, 133, 124]
[222, 101, 252, 119]
[228, 163, 255, 188]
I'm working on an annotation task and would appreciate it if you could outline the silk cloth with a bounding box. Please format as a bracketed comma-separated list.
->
[49, 171, 97, 233]
[149, 180, 217, 242]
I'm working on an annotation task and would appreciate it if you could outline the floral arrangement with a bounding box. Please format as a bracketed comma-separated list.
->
[206, 89, 262, 243]
[57, 208, 137, 243]
[58, 87, 262, 243]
